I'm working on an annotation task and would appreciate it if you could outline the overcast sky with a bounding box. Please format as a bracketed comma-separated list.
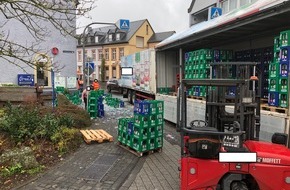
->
[77, 0, 192, 34]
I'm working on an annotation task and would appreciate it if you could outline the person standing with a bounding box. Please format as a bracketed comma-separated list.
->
[92, 79, 100, 90]
[82, 88, 88, 110]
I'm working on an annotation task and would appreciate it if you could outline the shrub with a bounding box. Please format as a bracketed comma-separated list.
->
[50, 127, 82, 154]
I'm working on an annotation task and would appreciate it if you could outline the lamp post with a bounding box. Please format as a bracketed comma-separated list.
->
[82, 22, 117, 89]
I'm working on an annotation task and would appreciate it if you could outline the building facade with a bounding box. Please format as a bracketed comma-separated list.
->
[0, 2, 77, 88]
[188, 0, 259, 27]
[77, 19, 175, 81]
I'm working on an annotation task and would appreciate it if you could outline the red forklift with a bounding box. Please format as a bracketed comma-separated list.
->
[177, 62, 290, 190]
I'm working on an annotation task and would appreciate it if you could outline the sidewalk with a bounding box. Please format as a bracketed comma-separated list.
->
[14, 101, 181, 190]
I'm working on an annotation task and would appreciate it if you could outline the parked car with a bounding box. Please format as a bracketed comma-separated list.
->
[106, 78, 123, 93]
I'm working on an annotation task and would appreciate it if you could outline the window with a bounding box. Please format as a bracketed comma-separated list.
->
[221, 0, 229, 14]
[109, 34, 113, 41]
[92, 49, 96, 61]
[112, 48, 116, 61]
[146, 25, 149, 35]
[87, 36, 91, 43]
[105, 49, 109, 60]
[119, 48, 124, 60]
[98, 50, 103, 60]
[240, 0, 249, 6]
[136, 36, 144, 48]
[95, 36, 99, 43]
[77, 51, 82, 62]
[229, 0, 237, 11]
[116, 33, 120, 41]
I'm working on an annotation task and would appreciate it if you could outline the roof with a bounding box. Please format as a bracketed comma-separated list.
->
[93, 19, 147, 45]
[148, 31, 175, 43]
[156, 0, 290, 51]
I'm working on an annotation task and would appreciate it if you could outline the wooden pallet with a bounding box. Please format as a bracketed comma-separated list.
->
[117, 141, 162, 157]
[188, 96, 205, 100]
[261, 98, 268, 104]
[80, 129, 113, 144]
[261, 104, 288, 114]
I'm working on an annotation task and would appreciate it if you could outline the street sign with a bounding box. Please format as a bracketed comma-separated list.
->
[17, 74, 34, 86]
[117, 19, 130, 30]
[208, 7, 222, 20]
[86, 62, 95, 75]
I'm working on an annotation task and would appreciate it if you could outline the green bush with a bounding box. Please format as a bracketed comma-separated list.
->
[50, 127, 82, 154]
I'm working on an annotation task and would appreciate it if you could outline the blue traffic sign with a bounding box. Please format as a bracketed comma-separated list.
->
[209, 7, 222, 20]
[17, 74, 34, 86]
[119, 19, 130, 30]
[86, 62, 94, 70]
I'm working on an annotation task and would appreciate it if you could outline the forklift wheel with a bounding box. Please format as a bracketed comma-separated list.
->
[231, 181, 249, 190]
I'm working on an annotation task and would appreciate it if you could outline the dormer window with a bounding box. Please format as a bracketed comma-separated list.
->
[109, 34, 113, 41]
[116, 33, 120, 41]
[95, 36, 99, 43]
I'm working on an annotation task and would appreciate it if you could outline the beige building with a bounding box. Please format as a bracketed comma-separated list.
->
[77, 19, 174, 81]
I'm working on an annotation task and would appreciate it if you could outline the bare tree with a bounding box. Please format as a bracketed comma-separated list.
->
[0, 0, 95, 72]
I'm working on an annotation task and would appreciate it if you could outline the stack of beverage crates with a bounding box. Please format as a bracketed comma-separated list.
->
[88, 90, 105, 118]
[268, 30, 290, 108]
[185, 49, 233, 97]
[117, 100, 164, 153]
[235, 47, 272, 99]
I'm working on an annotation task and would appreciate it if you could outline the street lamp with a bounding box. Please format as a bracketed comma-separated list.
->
[82, 22, 117, 89]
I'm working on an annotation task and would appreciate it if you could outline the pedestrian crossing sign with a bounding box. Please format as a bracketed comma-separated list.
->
[208, 7, 222, 20]
[117, 19, 130, 30]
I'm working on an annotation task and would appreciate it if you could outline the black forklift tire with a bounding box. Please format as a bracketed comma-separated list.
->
[132, 91, 136, 103]
[231, 181, 249, 190]
[128, 90, 132, 103]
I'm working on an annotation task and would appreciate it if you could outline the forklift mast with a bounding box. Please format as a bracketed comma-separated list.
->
[177, 62, 261, 154]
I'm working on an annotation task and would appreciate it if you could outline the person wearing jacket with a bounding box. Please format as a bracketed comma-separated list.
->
[92, 79, 100, 90]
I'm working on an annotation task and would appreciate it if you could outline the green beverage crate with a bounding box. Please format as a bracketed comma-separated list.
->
[198, 49, 214, 60]
[156, 101, 164, 114]
[220, 50, 227, 61]
[121, 132, 127, 144]
[199, 86, 207, 97]
[279, 78, 288, 93]
[198, 60, 206, 69]
[89, 111, 97, 118]
[155, 136, 163, 149]
[269, 62, 280, 78]
[155, 124, 163, 137]
[132, 137, 148, 152]
[188, 72, 193, 79]
[117, 129, 123, 142]
[126, 135, 133, 147]
[274, 36, 280, 52]
[148, 127, 156, 138]
[133, 126, 148, 140]
[149, 114, 157, 126]
[268, 78, 279, 92]
[188, 64, 193, 70]
[56, 86, 65, 93]
[156, 113, 164, 125]
[226, 50, 234, 61]
[279, 92, 288, 108]
[185, 65, 189, 71]
[273, 52, 280, 63]
[280, 30, 290, 47]
[147, 138, 156, 150]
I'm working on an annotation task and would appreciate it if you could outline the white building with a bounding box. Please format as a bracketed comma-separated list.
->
[0, 1, 78, 88]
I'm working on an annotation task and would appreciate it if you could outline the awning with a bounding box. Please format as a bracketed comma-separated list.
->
[156, 0, 290, 51]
